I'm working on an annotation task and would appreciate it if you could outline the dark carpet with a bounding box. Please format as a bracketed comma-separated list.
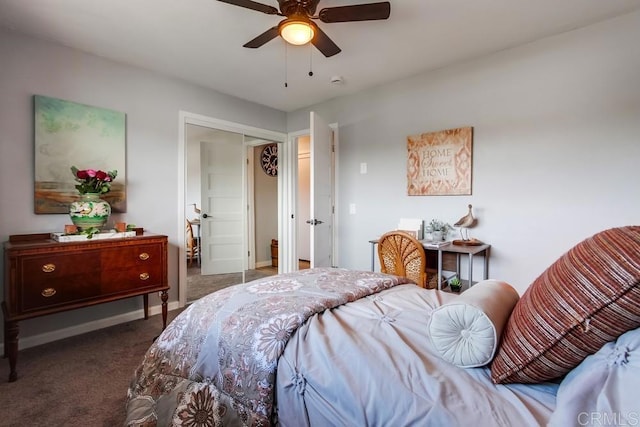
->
[187, 266, 276, 302]
[0, 309, 184, 427]
[0, 264, 307, 426]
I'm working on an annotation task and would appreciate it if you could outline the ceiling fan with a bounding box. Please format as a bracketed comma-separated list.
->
[218, 0, 391, 57]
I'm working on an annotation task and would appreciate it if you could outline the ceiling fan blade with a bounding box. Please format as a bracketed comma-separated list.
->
[217, 0, 279, 15]
[243, 26, 280, 48]
[319, 2, 390, 23]
[311, 25, 341, 58]
[242, 26, 279, 49]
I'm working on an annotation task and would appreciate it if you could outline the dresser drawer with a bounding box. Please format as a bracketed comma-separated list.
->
[101, 264, 165, 294]
[19, 252, 102, 312]
[99, 243, 164, 294]
[100, 244, 163, 270]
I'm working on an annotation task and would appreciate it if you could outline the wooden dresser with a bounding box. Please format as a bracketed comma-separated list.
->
[2, 233, 170, 382]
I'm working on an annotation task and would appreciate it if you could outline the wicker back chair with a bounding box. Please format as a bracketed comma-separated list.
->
[186, 219, 198, 267]
[377, 231, 428, 288]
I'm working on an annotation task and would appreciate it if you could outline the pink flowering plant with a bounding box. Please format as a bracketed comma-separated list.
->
[71, 166, 118, 194]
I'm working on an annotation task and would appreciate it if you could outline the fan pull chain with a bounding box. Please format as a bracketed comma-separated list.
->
[308, 42, 314, 77]
[284, 42, 288, 88]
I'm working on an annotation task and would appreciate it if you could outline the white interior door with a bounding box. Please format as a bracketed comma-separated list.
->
[309, 111, 334, 268]
[200, 136, 245, 275]
[297, 141, 311, 261]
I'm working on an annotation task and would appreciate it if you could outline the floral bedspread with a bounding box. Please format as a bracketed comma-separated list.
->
[125, 268, 411, 426]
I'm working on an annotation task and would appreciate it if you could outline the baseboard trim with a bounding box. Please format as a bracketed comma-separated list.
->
[0, 301, 181, 353]
[255, 260, 273, 268]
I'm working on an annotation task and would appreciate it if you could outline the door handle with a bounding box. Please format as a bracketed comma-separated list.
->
[202, 213, 209, 218]
[306, 219, 324, 225]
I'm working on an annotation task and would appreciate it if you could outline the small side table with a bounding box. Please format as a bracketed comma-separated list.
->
[369, 239, 491, 290]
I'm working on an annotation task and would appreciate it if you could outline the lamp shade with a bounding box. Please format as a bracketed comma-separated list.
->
[279, 19, 315, 45]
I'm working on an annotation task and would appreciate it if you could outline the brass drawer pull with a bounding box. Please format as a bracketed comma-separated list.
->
[41, 288, 57, 297]
[42, 263, 56, 273]
[139, 273, 150, 281]
[139, 253, 150, 260]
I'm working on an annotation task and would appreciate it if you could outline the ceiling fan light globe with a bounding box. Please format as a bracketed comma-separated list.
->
[280, 21, 315, 45]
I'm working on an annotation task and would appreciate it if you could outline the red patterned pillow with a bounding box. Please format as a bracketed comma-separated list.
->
[491, 226, 640, 384]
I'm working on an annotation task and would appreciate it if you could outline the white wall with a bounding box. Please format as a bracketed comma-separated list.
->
[287, 10, 640, 293]
[185, 125, 208, 223]
[2, 9, 639, 347]
[253, 145, 278, 265]
[0, 29, 286, 343]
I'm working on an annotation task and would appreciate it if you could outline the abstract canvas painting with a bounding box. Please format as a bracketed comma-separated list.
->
[34, 95, 126, 213]
[407, 126, 473, 196]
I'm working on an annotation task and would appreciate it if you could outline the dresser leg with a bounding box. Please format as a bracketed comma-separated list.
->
[2, 302, 8, 359]
[143, 294, 149, 320]
[160, 290, 168, 330]
[5, 320, 19, 382]
[3, 319, 6, 359]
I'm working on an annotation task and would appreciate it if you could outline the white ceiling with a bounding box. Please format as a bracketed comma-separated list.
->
[2, 0, 639, 112]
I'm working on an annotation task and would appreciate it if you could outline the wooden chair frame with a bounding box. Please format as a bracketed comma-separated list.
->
[186, 219, 198, 267]
[377, 230, 428, 288]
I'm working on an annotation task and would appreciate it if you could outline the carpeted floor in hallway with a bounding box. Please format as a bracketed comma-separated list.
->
[187, 261, 310, 303]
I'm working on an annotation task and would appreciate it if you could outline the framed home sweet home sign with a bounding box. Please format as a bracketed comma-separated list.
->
[407, 126, 473, 196]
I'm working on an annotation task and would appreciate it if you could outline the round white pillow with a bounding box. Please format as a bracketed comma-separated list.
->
[428, 280, 520, 368]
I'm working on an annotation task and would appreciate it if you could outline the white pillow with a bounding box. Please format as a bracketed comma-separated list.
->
[428, 280, 520, 368]
[548, 326, 640, 427]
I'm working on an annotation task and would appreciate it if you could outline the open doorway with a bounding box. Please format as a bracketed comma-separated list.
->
[180, 113, 286, 306]
[246, 140, 280, 273]
[297, 135, 312, 269]
[185, 126, 282, 303]
[287, 112, 337, 270]
[178, 111, 337, 306]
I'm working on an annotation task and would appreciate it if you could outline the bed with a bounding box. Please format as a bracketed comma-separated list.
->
[125, 226, 640, 426]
